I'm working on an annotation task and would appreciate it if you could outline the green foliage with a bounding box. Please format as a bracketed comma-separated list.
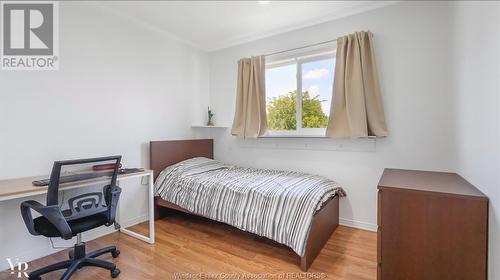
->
[267, 91, 297, 130]
[267, 90, 329, 130]
[301, 91, 329, 128]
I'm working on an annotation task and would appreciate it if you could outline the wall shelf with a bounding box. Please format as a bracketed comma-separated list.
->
[191, 125, 230, 129]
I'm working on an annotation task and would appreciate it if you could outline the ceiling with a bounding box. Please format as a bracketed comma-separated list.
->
[95, 1, 395, 51]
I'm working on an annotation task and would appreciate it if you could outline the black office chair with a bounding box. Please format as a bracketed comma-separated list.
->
[21, 156, 123, 280]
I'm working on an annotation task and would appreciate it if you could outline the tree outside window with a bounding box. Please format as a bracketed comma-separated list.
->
[265, 52, 335, 136]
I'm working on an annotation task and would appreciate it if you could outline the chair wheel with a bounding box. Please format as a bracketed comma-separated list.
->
[28, 277, 41, 280]
[111, 268, 120, 278]
[111, 249, 120, 258]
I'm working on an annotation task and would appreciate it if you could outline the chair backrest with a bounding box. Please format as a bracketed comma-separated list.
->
[47, 156, 121, 205]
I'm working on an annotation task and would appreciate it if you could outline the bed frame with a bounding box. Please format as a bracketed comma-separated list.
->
[150, 139, 339, 271]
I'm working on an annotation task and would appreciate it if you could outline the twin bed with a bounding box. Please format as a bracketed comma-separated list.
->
[150, 139, 344, 271]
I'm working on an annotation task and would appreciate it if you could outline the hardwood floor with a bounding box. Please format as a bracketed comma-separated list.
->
[1, 212, 376, 280]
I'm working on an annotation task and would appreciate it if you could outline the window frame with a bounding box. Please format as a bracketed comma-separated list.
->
[264, 50, 336, 137]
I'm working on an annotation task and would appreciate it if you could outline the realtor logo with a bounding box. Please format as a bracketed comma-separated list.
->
[1, 1, 58, 70]
[6, 258, 29, 278]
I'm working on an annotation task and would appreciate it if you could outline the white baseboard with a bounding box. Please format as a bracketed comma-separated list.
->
[120, 214, 148, 229]
[7, 244, 64, 272]
[1, 215, 149, 271]
[339, 218, 377, 232]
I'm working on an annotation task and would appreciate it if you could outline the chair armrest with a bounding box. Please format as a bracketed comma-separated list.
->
[104, 185, 121, 226]
[20, 200, 73, 240]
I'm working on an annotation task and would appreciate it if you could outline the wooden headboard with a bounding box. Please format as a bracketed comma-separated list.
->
[150, 139, 213, 180]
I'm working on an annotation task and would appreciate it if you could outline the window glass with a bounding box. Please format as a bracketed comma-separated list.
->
[301, 58, 335, 128]
[265, 63, 297, 131]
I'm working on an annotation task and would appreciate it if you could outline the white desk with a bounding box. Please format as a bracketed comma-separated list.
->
[0, 170, 155, 244]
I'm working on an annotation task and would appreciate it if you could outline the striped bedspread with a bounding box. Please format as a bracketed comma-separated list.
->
[154, 157, 345, 256]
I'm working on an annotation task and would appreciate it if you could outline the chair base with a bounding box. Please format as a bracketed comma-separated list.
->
[28, 242, 120, 280]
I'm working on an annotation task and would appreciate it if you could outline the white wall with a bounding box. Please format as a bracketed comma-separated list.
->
[453, 2, 500, 280]
[206, 2, 457, 230]
[0, 2, 207, 269]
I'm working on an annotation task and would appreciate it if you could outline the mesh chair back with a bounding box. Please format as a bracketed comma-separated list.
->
[46, 156, 121, 222]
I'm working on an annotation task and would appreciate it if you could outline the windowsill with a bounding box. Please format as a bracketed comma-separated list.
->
[258, 135, 378, 139]
[259, 135, 326, 138]
[238, 135, 378, 152]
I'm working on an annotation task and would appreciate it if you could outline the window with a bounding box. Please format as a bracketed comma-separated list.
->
[265, 47, 336, 137]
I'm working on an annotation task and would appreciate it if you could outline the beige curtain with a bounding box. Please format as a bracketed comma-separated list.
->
[231, 56, 267, 138]
[326, 31, 388, 138]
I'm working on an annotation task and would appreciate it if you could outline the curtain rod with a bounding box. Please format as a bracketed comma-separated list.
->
[264, 38, 338, 57]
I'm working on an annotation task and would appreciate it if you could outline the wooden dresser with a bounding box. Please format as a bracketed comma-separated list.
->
[377, 169, 488, 280]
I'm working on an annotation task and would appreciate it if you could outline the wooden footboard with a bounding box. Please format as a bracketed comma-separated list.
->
[150, 139, 340, 271]
[300, 195, 339, 271]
